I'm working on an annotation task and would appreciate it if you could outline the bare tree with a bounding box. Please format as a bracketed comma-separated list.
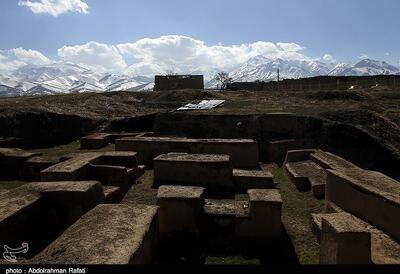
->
[165, 69, 177, 76]
[214, 72, 232, 90]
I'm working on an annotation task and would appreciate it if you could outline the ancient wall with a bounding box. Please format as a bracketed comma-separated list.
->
[227, 75, 400, 91]
[154, 75, 204, 91]
[151, 112, 400, 180]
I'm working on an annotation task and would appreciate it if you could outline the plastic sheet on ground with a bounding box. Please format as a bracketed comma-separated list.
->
[177, 100, 225, 111]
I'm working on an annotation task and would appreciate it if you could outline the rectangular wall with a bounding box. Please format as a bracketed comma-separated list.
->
[326, 169, 400, 242]
[115, 137, 259, 168]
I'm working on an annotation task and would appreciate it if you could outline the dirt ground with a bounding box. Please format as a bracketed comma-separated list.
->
[2, 89, 400, 152]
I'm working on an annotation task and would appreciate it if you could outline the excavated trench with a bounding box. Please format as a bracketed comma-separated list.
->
[147, 112, 400, 180]
[1, 111, 400, 180]
[0, 112, 157, 149]
[1, 110, 400, 263]
[0, 112, 101, 149]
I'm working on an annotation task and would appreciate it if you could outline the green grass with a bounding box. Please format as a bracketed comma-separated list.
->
[28, 140, 115, 158]
[271, 167, 324, 264]
[29, 140, 81, 157]
[204, 165, 324, 265]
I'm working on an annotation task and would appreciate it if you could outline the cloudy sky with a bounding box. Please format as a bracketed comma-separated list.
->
[0, 0, 399, 75]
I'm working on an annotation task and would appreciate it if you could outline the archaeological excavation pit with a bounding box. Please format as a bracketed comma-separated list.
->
[0, 111, 399, 265]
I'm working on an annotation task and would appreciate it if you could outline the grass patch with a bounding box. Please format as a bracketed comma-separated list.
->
[270, 166, 324, 264]
[29, 140, 81, 157]
[28, 140, 115, 158]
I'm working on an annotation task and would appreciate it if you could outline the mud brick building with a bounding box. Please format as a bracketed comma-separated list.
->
[154, 75, 204, 91]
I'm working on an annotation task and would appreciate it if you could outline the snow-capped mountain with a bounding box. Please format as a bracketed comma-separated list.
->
[0, 85, 24, 97]
[331, 59, 400, 76]
[327, 63, 353, 76]
[0, 62, 155, 96]
[205, 57, 400, 87]
[229, 57, 328, 82]
[1, 57, 399, 96]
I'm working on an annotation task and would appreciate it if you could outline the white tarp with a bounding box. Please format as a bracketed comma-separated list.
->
[177, 100, 225, 111]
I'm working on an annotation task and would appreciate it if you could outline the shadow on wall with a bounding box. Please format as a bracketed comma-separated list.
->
[106, 113, 158, 133]
[0, 112, 158, 150]
[0, 112, 101, 149]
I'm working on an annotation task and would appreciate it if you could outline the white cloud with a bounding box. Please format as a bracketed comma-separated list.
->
[12, 48, 52, 64]
[323, 53, 336, 63]
[117, 35, 310, 75]
[57, 41, 127, 72]
[0, 48, 52, 73]
[18, 0, 89, 16]
[0, 35, 340, 76]
[124, 62, 166, 76]
[359, 53, 369, 59]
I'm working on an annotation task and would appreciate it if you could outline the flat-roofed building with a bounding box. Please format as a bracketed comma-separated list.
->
[154, 75, 204, 91]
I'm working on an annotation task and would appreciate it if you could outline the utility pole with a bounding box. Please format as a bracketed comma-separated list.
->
[277, 68, 280, 91]
[277, 68, 280, 82]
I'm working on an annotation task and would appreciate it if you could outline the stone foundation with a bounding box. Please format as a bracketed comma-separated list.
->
[0, 148, 41, 179]
[266, 139, 315, 166]
[311, 211, 400, 264]
[80, 132, 150, 150]
[41, 152, 102, 182]
[233, 169, 275, 190]
[32, 204, 159, 264]
[80, 133, 113, 149]
[0, 181, 105, 255]
[236, 189, 283, 239]
[41, 152, 139, 186]
[115, 136, 259, 168]
[154, 153, 233, 189]
[284, 149, 360, 198]
[157, 185, 204, 238]
[21, 156, 60, 181]
[319, 212, 371, 264]
[326, 168, 400, 242]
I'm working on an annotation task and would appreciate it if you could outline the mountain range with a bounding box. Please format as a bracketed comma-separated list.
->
[223, 56, 400, 84]
[0, 62, 154, 97]
[1, 58, 399, 96]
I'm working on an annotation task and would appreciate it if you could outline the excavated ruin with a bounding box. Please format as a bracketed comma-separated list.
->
[0, 109, 399, 265]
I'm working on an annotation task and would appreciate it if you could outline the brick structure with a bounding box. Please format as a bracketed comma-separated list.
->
[154, 75, 204, 91]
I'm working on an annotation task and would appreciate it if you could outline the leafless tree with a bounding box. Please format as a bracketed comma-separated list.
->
[165, 69, 177, 76]
[214, 72, 232, 90]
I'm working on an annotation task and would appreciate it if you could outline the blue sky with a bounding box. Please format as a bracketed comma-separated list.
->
[0, 0, 399, 74]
